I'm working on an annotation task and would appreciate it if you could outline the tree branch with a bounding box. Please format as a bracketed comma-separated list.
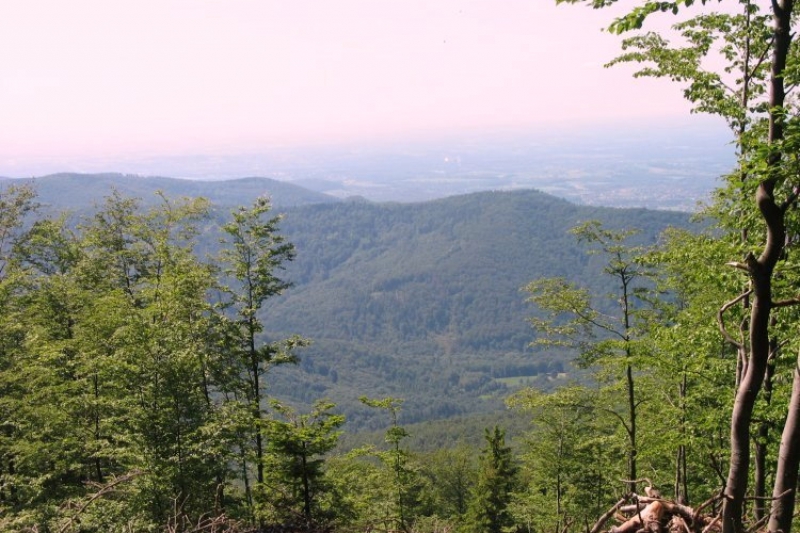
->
[718, 290, 752, 350]
[59, 470, 141, 533]
[590, 495, 632, 533]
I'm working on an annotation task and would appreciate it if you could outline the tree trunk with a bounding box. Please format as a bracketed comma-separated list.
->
[753, 350, 774, 522]
[301, 445, 312, 519]
[722, 2, 792, 532]
[248, 315, 265, 486]
[768, 356, 800, 533]
[675, 371, 688, 505]
[626, 363, 637, 494]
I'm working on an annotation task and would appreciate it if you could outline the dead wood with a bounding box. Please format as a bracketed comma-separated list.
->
[590, 490, 725, 533]
[590, 495, 633, 533]
[611, 501, 665, 533]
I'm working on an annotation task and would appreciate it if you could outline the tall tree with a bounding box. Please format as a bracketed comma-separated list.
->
[526, 221, 650, 493]
[219, 196, 305, 495]
[0, 187, 60, 517]
[465, 427, 518, 533]
[556, 1, 800, 532]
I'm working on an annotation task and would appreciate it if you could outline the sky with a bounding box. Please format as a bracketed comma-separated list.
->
[0, 1, 720, 168]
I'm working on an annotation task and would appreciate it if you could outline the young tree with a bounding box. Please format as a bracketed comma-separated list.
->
[526, 221, 651, 493]
[355, 396, 424, 533]
[261, 400, 345, 528]
[219, 196, 306, 495]
[509, 388, 621, 533]
[465, 427, 518, 533]
[417, 445, 477, 521]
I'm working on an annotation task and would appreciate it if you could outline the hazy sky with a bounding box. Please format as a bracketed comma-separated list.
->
[0, 1, 712, 162]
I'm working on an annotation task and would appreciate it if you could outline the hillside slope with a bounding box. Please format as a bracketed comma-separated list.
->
[14, 172, 338, 210]
[264, 190, 693, 428]
[2, 176, 694, 429]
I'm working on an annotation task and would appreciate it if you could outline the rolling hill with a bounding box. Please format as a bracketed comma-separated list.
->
[8, 172, 339, 211]
[264, 190, 693, 429]
[3, 174, 696, 430]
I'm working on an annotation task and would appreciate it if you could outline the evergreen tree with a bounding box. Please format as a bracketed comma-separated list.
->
[465, 427, 518, 533]
[354, 396, 425, 532]
[261, 400, 345, 528]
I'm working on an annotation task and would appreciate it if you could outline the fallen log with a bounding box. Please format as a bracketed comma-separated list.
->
[611, 501, 665, 533]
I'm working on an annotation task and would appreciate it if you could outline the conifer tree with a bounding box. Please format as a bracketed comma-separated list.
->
[465, 426, 518, 533]
[261, 400, 344, 527]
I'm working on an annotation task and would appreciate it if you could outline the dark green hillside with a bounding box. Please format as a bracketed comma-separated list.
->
[274, 190, 688, 350]
[262, 190, 694, 428]
[3, 175, 694, 429]
[17, 172, 338, 211]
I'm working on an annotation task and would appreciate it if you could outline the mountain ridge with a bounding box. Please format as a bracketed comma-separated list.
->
[8, 172, 339, 211]
[0, 174, 697, 429]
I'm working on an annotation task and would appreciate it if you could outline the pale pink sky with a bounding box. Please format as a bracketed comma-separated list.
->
[0, 1, 705, 160]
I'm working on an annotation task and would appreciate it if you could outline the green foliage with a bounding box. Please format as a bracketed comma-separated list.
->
[267, 191, 693, 427]
[607, 6, 771, 132]
[508, 388, 621, 533]
[0, 188, 314, 531]
[558, 2, 800, 532]
[418, 445, 478, 520]
[0, 179, 698, 431]
[464, 427, 518, 533]
[525, 221, 653, 491]
[260, 400, 345, 527]
[217, 195, 308, 511]
[348, 397, 428, 532]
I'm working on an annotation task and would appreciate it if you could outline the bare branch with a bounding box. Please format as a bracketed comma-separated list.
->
[590, 495, 632, 533]
[725, 262, 752, 273]
[59, 470, 141, 533]
[701, 515, 722, 533]
[694, 490, 724, 521]
[772, 296, 800, 308]
[718, 290, 752, 349]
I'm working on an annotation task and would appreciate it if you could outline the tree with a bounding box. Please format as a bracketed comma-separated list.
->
[0, 184, 37, 512]
[509, 388, 621, 533]
[0, 189, 325, 530]
[634, 228, 744, 505]
[218, 196, 306, 497]
[417, 445, 477, 521]
[525, 221, 651, 493]
[354, 396, 424, 532]
[556, 1, 800, 532]
[465, 426, 518, 533]
[261, 400, 345, 528]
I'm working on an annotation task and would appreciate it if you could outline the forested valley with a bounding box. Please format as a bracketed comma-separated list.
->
[6, 0, 800, 532]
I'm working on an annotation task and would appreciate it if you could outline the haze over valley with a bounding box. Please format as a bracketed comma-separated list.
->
[1, 119, 734, 212]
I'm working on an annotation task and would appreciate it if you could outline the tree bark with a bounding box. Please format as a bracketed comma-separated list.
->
[722, 2, 793, 532]
[768, 357, 800, 533]
[754, 350, 774, 522]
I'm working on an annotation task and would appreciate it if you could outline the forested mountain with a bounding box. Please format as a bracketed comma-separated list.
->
[7, 172, 338, 211]
[255, 190, 693, 428]
[7, 0, 800, 529]
[8, 174, 694, 428]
